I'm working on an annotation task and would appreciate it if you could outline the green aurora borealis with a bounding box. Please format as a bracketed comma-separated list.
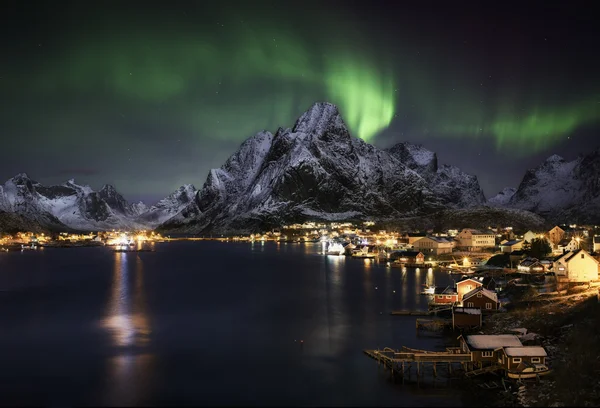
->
[2, 1, 599, 201]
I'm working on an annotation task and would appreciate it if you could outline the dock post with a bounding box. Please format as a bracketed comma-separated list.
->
[433, 363, 437, 377]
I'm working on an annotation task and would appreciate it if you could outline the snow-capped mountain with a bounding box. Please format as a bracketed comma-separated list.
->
[159, 102, 487, 234]
[488, 187, 517, 207]
[0, 174, 199, 232]
[499, 150, 600, 223]
[385, 142, 487, 208]
[0, 174, 147, 231]
[135, 184, 198, 228]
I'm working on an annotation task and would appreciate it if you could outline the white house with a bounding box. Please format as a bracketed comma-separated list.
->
[413, 236, 454, 255]
[500, 239, 523, 253]
[556, 237, 579, 254]
[457, 229, 496, 251]
[553, 249, 599, 282]
[523, 231, 537, 243]
[593, 236, 600, 253]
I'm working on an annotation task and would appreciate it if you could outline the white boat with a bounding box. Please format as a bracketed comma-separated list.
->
[420, 284, 436, 295]
[352, 246, 376, 258]
[507, 364, 551, 379]
[326, 243, 345, 256]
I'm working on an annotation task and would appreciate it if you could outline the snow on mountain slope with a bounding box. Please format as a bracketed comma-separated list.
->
[159, 102, 488, 234]
[508, 155, 583, 215]
[504, 149, 600, 223]
[385, 142, 487, 208]
[488, 187, 516, 207]
[135, 184, 198, 228]
[0, 174, 160, 231]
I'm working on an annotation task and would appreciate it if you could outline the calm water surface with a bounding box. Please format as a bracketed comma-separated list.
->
[0, 241, 466, 406]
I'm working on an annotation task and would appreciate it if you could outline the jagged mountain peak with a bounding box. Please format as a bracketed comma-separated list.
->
[158, 102, 488, 234]
[292, 102, 348, 138]
[100, 184, 118, 193]
[545, 154, 564, 163]
[11, 173, 32, 182]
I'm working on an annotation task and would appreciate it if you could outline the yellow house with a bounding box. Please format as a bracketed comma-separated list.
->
[457, 229, 496, 251]
[413, 236, 454, 255]
[553, 249, 599, 282]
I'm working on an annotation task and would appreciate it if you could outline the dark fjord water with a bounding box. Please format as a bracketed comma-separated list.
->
[0, 241, 466, 406]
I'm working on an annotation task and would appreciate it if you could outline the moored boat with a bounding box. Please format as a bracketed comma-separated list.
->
[326, 243, 345, 256]
[507, 364, 552, 379]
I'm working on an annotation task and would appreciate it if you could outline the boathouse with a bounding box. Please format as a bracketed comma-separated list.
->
[458, 334, 522, 366]
[452, 307, 482, 330]
[394, 251, 425, 264]
[495, 346, 547, 370]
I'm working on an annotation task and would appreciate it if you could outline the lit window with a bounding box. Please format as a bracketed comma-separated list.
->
[532, 357, 541, 363]
[482, 351, 493, 357]
[513, 358, 522, 363]
[486, 303, 492, 309]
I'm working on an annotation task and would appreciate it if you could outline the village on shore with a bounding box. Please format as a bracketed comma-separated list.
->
[2, 221, 600, 405]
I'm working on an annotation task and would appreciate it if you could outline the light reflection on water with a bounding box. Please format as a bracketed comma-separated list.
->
[101, 252, 153, 405]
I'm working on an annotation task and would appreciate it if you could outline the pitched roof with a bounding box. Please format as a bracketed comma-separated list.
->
[563, 249, 599, 264]
[435, 286, 457, 295]
[503, 346, 547, 357]
[425, 236, 454, 244]
[456, 277, 483, 286]
[501, 239, 523, 246]
[463, 286, 498, 302]
[558, 238, 574, 246]
[398, 251, 423, 257]
[465, 334, 522, 350]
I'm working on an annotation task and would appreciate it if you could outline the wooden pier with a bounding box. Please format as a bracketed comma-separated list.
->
[363, 347, 472, 382]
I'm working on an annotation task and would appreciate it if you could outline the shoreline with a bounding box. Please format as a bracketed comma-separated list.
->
[461, 285, 600, 407]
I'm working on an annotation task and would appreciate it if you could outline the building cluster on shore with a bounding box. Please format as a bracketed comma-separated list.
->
[0, 230, 167, 251]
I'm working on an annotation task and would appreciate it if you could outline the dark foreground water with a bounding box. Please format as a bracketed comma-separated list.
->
[0, 241, 465, 406]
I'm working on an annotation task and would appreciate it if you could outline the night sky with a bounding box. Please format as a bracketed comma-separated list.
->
[2, 0, 599, 203]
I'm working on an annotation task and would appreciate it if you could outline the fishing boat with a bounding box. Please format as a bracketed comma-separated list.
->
[420, 284, 436, 295]
[326, 242, 345, 256]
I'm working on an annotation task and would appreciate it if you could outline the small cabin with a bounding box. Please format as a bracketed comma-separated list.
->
[462, 286, 500, 311]
[456, 278, 483, 302]
[458, 334, 523, 365]
[496, 346, 548, 372]
[452, 307, 482, 330]
[432, 287, 458, 306]
[394, 251, 425, 264]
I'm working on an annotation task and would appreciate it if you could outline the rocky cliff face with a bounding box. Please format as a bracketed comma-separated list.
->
[488, 187, 517, 207]
[494, 150, 600, 224]
[159, 102, 488, 234]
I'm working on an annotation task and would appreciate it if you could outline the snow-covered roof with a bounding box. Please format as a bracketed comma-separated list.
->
[503, 346, 547, 357]
[465, 335, 522, 350]
[456, 278, 483, 286]
[453, 307, 481, 315]
[463, 286, 498, 302]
